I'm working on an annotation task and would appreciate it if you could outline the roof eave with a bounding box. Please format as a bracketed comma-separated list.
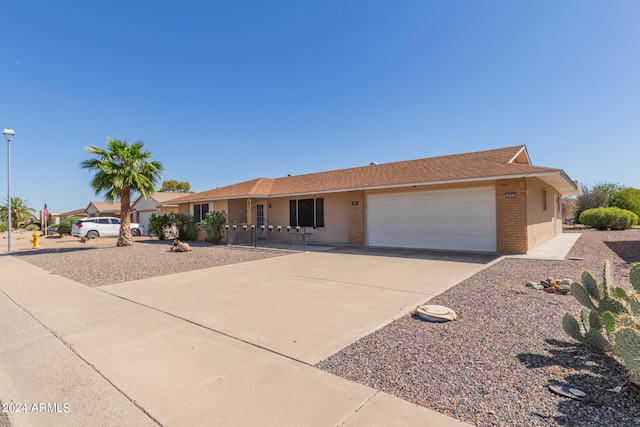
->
[173, 171, 578, 201]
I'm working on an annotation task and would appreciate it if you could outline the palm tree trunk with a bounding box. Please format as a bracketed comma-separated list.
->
[117, 188, 133, 246]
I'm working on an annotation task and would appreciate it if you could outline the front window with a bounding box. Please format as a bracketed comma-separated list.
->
[289, 198, 324, 228]
[193, 203, 210, 222]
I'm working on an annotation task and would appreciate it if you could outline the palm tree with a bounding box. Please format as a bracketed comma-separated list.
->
[0, 197, 36, 229]
[81, 138, 164, 246]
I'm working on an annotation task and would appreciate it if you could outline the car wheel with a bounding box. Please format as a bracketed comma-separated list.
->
[86, 230, 100, 238]
[131, 229, 140, 236]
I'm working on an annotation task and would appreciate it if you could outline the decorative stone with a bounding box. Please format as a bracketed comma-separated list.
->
[546, 277, 555, 283]
[560, 278, 573, 285]
[544, 287, 557, 293]
[178, 242, 193, 252]
[556, 285, 571, 294]
[540, 280, 550, 288]
[532, 284, 544, 290]
[526, 282, 537, 288]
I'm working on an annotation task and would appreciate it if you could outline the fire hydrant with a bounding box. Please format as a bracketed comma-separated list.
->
[30, 231, 40, 249]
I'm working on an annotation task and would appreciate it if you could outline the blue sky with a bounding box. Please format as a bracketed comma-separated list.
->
[2, 1, 639, 213]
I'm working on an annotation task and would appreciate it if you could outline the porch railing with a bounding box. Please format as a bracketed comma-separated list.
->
[225, 225, 310, 251]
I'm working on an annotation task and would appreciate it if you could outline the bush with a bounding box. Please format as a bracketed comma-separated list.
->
[24, 223, 41, 231]
[608, 187, 640, 218]
[0, 223, 6, 232]
[58, 215, 84, 236]
[579, 207, 638, 230]
[202, 211, 228, 244]
[148, 213, 198, 241]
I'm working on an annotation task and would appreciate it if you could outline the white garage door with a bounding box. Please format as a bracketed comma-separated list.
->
[366, 187, 497, 252]
[137, 211, 154, 235]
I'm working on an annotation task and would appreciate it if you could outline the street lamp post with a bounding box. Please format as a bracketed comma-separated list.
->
[3, 128, 15, 252]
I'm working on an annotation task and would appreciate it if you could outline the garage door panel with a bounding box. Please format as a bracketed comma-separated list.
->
[366, 187, 496, 252]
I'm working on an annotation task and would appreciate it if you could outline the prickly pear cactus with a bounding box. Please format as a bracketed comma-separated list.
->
[629, 264, 640, 316]
[563, 261, 631, 352]
[611, 324, 640, 386]
[562, 311, 612, 353]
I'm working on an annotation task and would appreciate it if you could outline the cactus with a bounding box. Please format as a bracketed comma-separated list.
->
[583, 262, 640, 387]
[610, 324, 640, 386]
[562, 261, 631, 352]
[562, 312, 612, 352]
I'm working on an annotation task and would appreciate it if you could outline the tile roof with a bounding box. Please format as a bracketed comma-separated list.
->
[132, 192, 186, 207]
[151, 192, 186, 203]
[88, 201, 120, 211]
[172, 145, 577, 202]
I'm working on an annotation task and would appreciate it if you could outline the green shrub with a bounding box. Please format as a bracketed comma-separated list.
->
[578, 208, 609, 230]
[202, 211, 228, 244]
[148, 213, 198, 241]
[0, 223, 6, 232]
[58, 215, 84, 236]
[608, 187, 640, 218]
[579, 207, 638, 230]
[24, 223, 41, 231]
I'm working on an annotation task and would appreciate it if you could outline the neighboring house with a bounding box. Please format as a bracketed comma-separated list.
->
[562, 197, 578, 224]
[131, 192, 181, 235]
[85, 201, 120, 217]
[171, 146, 579, 254]
[50, 208, 87, 225]
[84, 201, 135, 223]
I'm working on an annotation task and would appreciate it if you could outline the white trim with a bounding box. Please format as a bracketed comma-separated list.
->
[508, 146, 531, 165]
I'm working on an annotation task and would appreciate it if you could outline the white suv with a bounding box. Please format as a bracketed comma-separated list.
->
[72, 217, 141, 238]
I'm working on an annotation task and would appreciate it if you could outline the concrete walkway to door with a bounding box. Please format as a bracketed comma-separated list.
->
[0, 248, 494, 426]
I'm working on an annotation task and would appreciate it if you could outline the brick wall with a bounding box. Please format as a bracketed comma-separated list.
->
[496, 179, 528, 254]
[347, 190, 365, 246]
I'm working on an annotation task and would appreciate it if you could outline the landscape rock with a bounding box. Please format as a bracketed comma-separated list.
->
[532, 284, 544, 290]
[556, 285, 571, 294]
[178, 242, 193, 252]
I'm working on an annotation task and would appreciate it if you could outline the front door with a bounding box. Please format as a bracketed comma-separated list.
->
[256, 201, 267, 239]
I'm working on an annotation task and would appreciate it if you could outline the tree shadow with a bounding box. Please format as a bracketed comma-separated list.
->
[604, 240, 640, 264]
[518, 339, 639, 426]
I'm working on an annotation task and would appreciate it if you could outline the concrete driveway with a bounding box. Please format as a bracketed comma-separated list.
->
[103, 248, 496, 365]
[1, 248, 492, 426]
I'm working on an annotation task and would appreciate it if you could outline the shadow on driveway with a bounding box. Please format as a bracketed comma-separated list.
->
[326, 245, 500, 265]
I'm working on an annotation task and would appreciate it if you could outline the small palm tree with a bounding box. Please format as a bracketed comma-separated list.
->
[81, 138, 164, 246]
[0, 197, 36, 229]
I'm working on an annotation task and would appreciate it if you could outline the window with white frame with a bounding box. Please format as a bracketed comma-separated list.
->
[192, 203, 210, 222]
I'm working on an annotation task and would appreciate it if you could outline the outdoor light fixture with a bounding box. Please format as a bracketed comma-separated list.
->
[3, 128, 15, 252]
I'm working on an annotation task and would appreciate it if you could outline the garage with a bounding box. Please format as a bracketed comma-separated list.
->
[366, 186, 497, 252]
[136, 211, 154, 235]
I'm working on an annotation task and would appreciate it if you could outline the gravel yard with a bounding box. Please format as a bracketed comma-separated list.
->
[318, 229, 640, 426]
[12, 231, 640, 426]
[14, 238, 289, 287]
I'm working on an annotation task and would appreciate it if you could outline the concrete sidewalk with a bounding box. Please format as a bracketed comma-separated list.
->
[0, 253, 474, 427]
[506, 232, 582, 261]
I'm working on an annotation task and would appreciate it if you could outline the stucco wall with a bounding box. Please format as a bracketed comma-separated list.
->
[265, 193, 349, 244]
[525, 178, 556, 250]
[228, 199, 248, 224]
